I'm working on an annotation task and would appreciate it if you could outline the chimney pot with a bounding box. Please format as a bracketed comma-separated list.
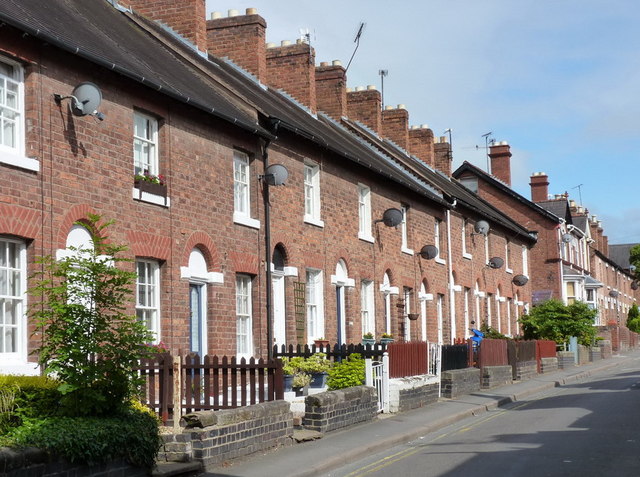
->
[211, 11, 222, 19]
[367, 85, 376, 90]
[332, 60, 342, 66]
[421, 124, 429, 129]
[346, 87, 353, 92]
[246, 7, 257, 15]
[281, 40, 292, 46]
[266, 42, 277, 49]
[296, 38, 304, 44]
[356, 85, 365, 91]
[385, 105, 394, 110]
[228, 9, 239, 17]
[320, 61, 330, 67]
[397, 104, 406, 110]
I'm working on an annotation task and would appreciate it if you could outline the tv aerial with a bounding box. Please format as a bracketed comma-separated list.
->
[345, 22, 365, 73]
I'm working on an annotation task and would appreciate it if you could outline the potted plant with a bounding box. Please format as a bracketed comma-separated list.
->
[281, 357, 297, 392]
[362, 332, 376, 347]
[292, 372, 311, 397]
[380, 333, 394, 345]
[313, 337, 330, 348]
[134, 170, 167, 198]
[301, 353, 332, 388]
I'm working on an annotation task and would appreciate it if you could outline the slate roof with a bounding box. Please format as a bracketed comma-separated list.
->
[572, 216, 590, 235]
[453, 161, 563, 224]
[536, 200, 573, 223]
[609, 244, 638, 270]
[0, 0, 452, 207]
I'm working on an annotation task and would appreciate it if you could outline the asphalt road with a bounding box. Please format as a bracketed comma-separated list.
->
[325, 356, 640, 477]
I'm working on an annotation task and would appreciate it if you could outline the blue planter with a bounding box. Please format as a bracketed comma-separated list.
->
[310, 372, 328, 388]
[284, 374, 294, 392]
[362, 338, 376, 347]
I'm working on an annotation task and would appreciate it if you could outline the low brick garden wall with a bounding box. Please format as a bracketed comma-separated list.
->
[388, 376, 439, 412]
[441, 368, 480, 399]
[0, 448, 147, 477]
[557, 351, 576, 369]
[515, 360, 537, 381]
[577, 345, 590, 365]
[589, 346, 602, 361]
[540, 357, 558, 373]
[303, 386, 377, 433]
[599, 340, 612, 359]
[179, 400, 293, 470]
[481, 365, 512, 389]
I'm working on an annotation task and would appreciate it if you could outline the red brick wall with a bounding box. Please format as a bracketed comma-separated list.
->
[206, 12, 267, 81]
[346, 88, 381, 134]
[409, 127, 434, 167]
[315, 62, 347, 120]
[266, 42, 316, 112]
[381, 107, 409, 150]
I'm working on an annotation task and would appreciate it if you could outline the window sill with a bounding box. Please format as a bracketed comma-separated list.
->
[0, 360, 40, 375]
[358, 232, 375, 243]
[304, 216, 325, 228]
[506, 268, 513, 274]
[132, 188, 170, 207]
[401, 247, 414, 256]
[233, 212, 261, 230]
[435, 257, 446, 265]
[463, 252, 472, 260]
[0, 151, 40, 172]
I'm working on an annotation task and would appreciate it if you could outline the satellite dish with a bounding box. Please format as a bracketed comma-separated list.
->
[631, 281, 639, 290]
[419, 245, 438, 260]
[263, 164, 288, 186]
[561, 233, 573, 244]
[512, 274, 529, 286]
[488, 257, 504, 269]
[630, 265, 637, 272]
[609, 290, 619, 298]
[473, 220, 490, 236]
[70, 82, 102, 117]
[381, 208, 403, 227]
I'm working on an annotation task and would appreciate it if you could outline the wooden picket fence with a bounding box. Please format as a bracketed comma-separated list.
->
[136, 353, 283, 424]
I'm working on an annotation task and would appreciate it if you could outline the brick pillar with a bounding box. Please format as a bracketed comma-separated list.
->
[315, 61, 347, 120]
[381, 105, 409, 150]
[434, 136, 452, 176]
[409, 125, 434, 167]
[121, 0, 207, 52]
[489, 141, 512, 186]
[347, 86, 382, 134]
[206, 9, 267, 81]
[267, 40, 316, 113]
[530, 172, 549, 202]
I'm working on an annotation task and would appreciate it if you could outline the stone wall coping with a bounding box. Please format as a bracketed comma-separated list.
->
[182, 400, 292, 428]
[305, 385, 375, 407]
[442, 367, 480, 378]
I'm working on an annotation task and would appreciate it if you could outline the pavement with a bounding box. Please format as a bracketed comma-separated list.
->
[197, 350, 640, 477]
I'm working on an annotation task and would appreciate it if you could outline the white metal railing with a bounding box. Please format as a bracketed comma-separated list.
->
[365, 352, 389, 413]
[428, 342, 441, 376]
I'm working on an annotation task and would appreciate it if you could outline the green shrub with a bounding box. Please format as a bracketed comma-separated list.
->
[327, 353, 365, 390]
[1, 403, 161, 469]
[480, 323, 510, 340]
[299, 353, 332, 374]
[0, 375, 62, 430]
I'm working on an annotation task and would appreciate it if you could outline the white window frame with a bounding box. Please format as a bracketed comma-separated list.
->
[358, 184, 374, 242]
[304, 162, 324, 227]
[505, 239, 512, 273]
[361, 279, 375, 336]
[403, 287, 412, 341]
[401, 206, 413, 255]
[133, 111, 159, 176]
[306, 269, 325, 342]
[522, 245, 529, 276]
[464, 287, 470, 337]
[434, 218, 445, 264]
[236, 274, 253, 358]
[233, 150, 260, 229]
[136, 259, 161, 342]
[462, 218, 472, 259]
[0, 237, 29, 370]
[484, 234, 490, 265]
[0, 58, 36, 172]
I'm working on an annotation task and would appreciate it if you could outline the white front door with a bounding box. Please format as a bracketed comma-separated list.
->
[272, 274, 286, 348]
[336, 285, 346, 345]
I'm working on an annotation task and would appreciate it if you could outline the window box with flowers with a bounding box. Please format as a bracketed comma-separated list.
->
[134, 171, 168, 206]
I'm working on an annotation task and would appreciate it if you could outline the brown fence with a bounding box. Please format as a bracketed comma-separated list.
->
[136, 353, 284, 424]
[273, 342, 387, 361]
[478, 339, 508, 368]
[386, 341, 428, 378]
[507, 340, 537, 379]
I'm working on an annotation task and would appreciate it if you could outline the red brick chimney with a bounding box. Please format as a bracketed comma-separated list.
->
[409, 125, 434, 167]
[489, 141, 512, 186]
[433, 136, 452, 176]
[266, 40, 316, 113]
[315, 60, 347, 120]
[120, 0, 207, 52]
[530, 172, 549, 202]
[347, 86, 382, 134]
[206, 9, 267, 81]
[381, 105, 409, 150]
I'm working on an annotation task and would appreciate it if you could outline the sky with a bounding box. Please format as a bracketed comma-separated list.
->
[206, 1, 640, 243]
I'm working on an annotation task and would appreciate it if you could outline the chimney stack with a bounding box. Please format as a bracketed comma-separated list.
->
[489, 141, 512, 186]
[315, 60, 347, 120]
[408, 125, 434, 167]
[120, 0, 207, 52]
[433, 136, 452, 176]
[266, 40, 316, 112]
[206, 9, 267, 81]
[381, 105, 409, 150]
[530, 172, 549, 202]
[347, 86, 382, 134]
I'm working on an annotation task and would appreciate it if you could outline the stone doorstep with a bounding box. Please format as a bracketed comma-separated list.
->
[152, 461, 203, 477]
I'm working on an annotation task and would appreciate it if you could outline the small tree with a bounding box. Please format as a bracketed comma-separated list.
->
[627, 303, 640, 333]
[519, 299, 596, 346]
[30, 215, 153, 416]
